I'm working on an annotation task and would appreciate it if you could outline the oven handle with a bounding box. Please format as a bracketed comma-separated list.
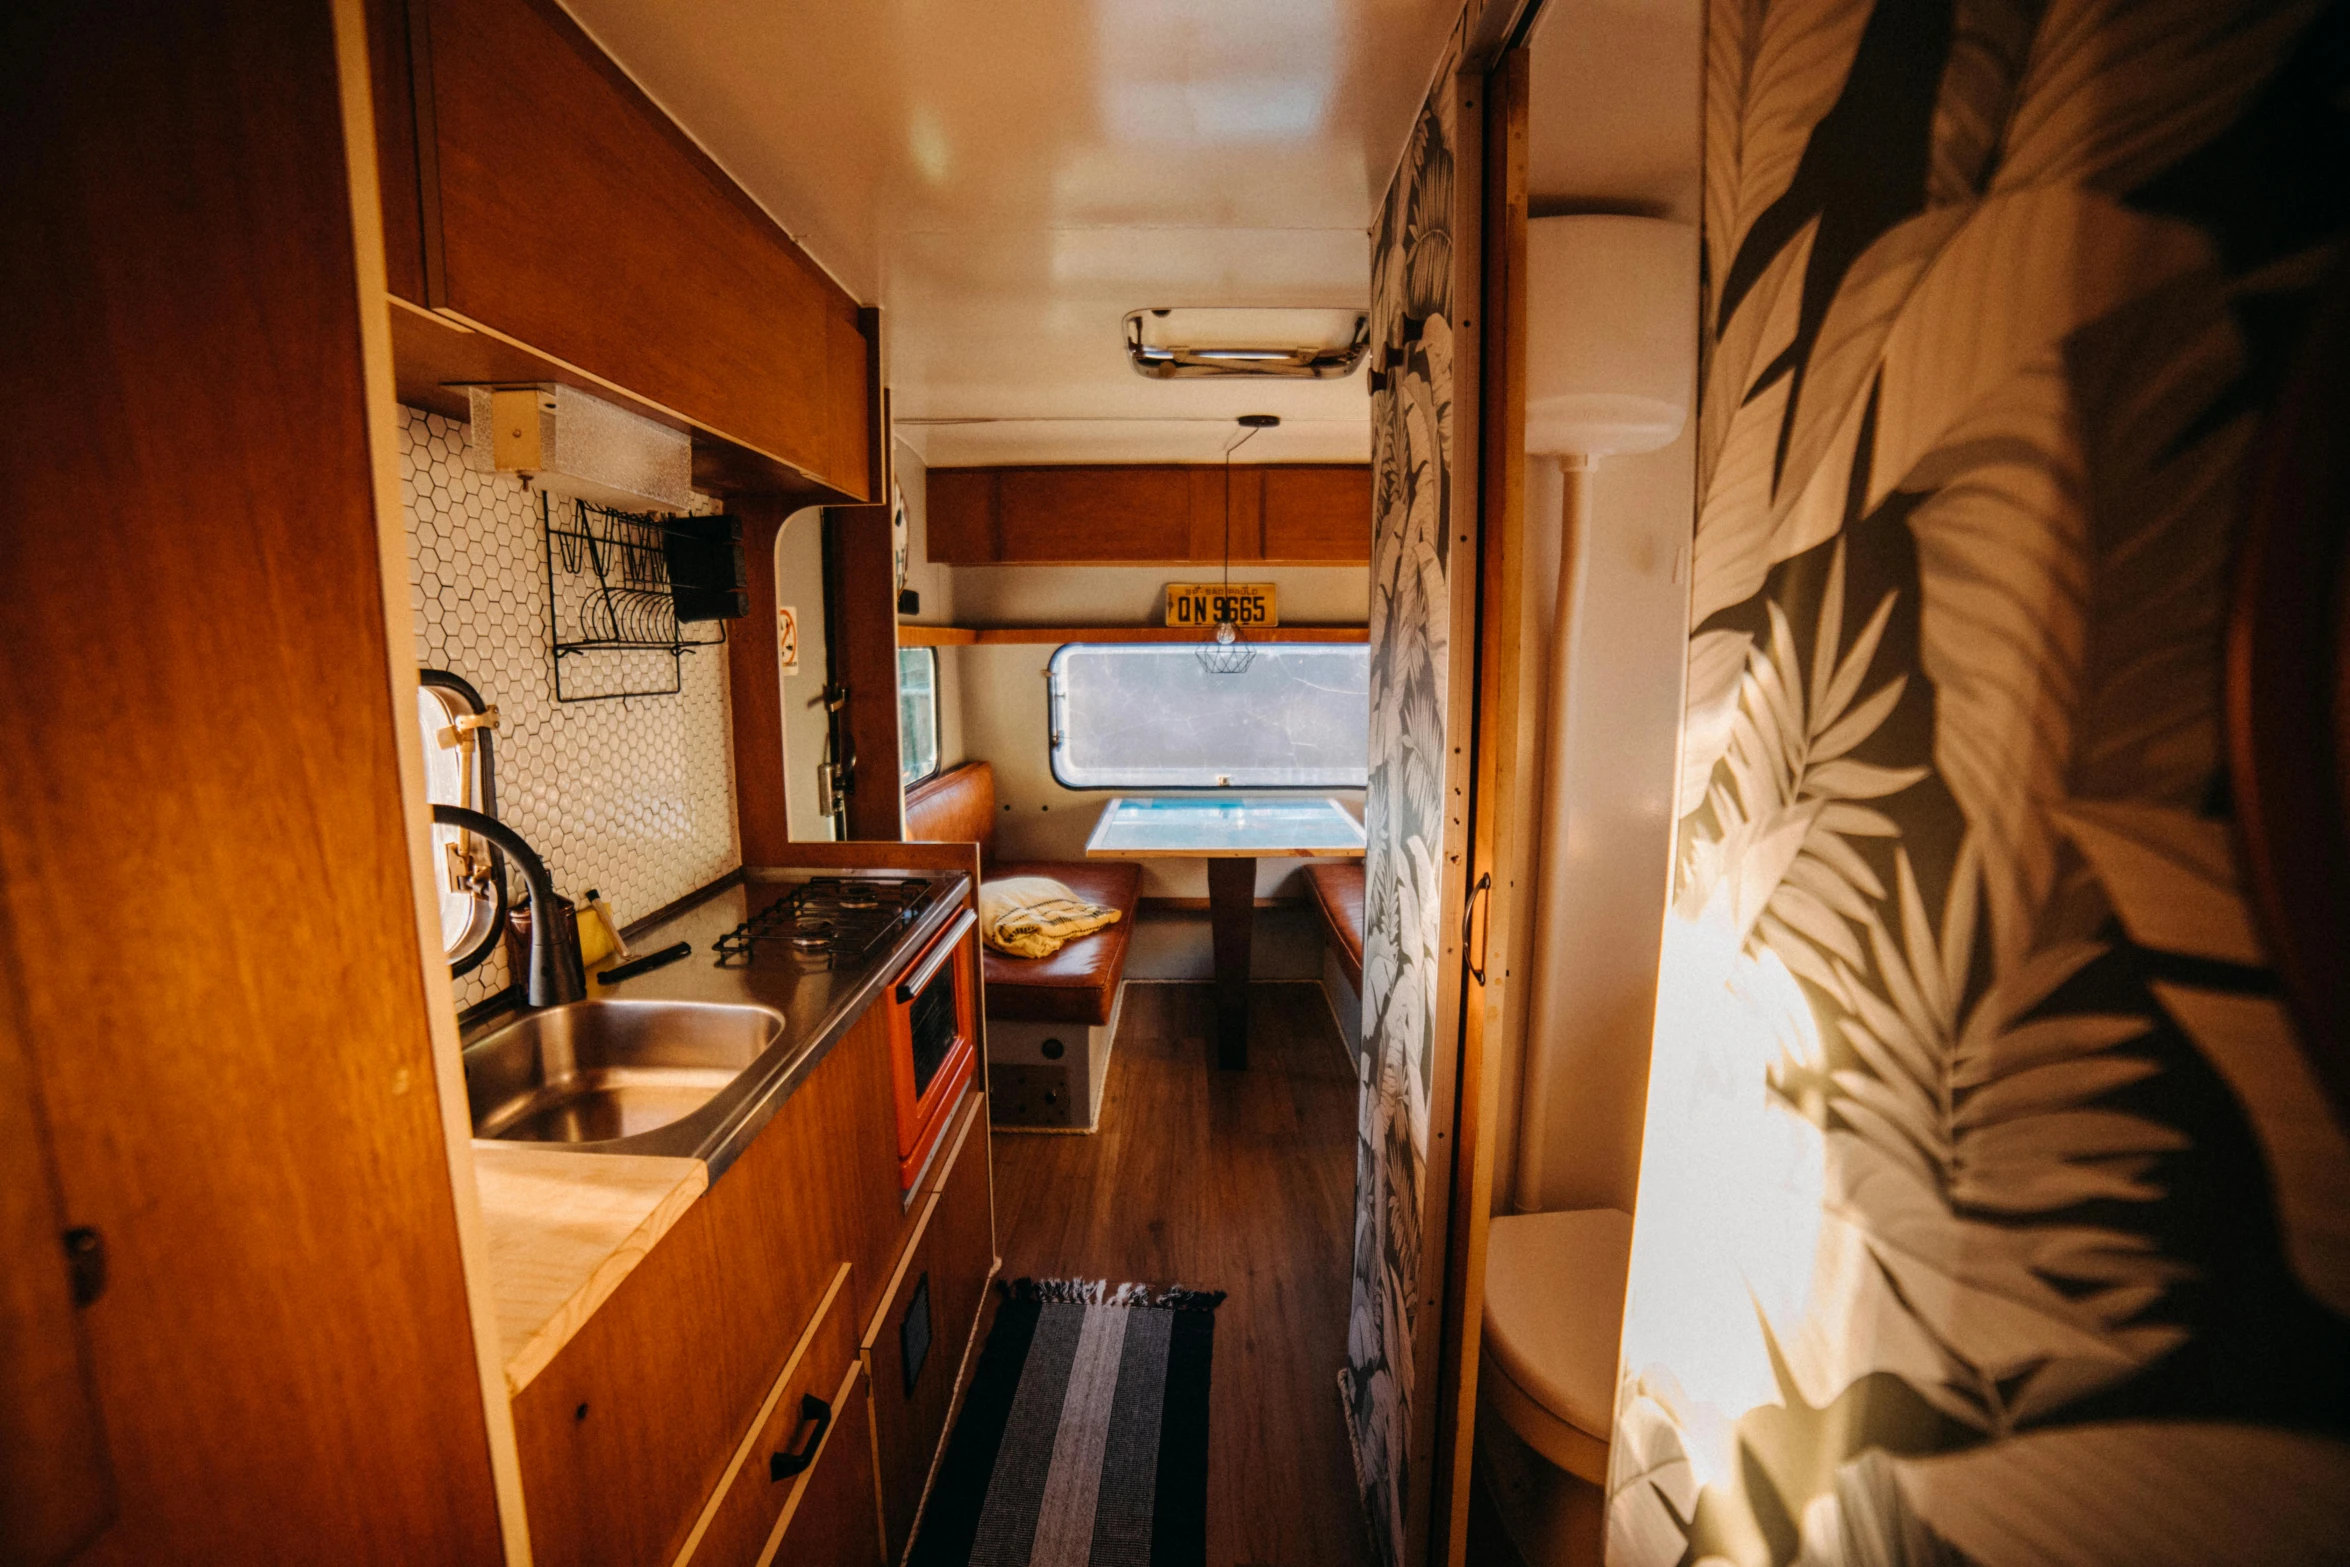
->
[896, 908, 978, 1003]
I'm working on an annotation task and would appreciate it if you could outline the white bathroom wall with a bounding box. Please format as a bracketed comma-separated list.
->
[1495, 0, 1701, 1215]
[1510, 433, 1695, 1214]
[398, 408, 740, 1011]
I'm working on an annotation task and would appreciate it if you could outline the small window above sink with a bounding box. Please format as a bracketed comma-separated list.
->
[419, 669, 505, 976]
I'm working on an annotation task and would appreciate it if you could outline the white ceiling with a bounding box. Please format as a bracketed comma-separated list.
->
[559, 0, 1466, 466]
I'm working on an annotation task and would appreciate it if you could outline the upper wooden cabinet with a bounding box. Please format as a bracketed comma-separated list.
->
[925, 464, 1372, 565]
[367, 0, 874, 500]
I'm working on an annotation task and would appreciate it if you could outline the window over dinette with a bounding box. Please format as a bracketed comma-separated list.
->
[1046, 643, 1368, 790]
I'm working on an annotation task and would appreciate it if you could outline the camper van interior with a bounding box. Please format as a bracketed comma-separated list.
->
[8, 1, 2350, 1565]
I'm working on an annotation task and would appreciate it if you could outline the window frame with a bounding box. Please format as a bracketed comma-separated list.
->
[897, 643, 941, 790]
[1044, 640, 1370, 793]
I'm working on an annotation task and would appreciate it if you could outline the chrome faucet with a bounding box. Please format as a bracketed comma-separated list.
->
[431, 805, 586, 1007]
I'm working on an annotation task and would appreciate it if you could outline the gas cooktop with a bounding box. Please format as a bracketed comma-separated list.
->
[712, 876, 946, 970]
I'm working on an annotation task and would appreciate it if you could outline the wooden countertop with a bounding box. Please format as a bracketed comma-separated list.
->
[471, 1143, 707, 1396]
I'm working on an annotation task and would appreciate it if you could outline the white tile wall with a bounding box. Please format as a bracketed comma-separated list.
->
[399, 407, 740, 1009]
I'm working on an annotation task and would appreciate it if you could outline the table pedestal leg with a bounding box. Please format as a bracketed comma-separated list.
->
[1207, 857, 1255, 1069]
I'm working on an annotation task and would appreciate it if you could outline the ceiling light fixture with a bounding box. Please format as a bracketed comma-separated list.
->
[1199, 414, 1280, 676]
[1126, 307, 1369, 379]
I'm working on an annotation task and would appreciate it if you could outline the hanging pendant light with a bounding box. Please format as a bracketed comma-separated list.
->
[1199, 414, 1278, 675]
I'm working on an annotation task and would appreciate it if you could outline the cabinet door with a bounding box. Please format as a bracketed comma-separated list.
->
[0, 1014, 110, 1565]
[864, 1092, 996, 1562]
[677, 1266, 859, 1567]
[5, 4, 507, 1560]
[997, 467, 1194, 563]
[1262, 466, 1373, 561]
[760, 1364, 882, 1567]
[921, 465, 1371, 566]
[406, 0, 872, 495]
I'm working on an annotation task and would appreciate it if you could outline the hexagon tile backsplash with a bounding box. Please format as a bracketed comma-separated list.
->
[400, 407, 740, 1010]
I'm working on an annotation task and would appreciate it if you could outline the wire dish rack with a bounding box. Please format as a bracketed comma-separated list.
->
[542, 493, 725, 703]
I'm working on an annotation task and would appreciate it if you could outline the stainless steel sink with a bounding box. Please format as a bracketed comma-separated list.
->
[464, 999, 786, 1148]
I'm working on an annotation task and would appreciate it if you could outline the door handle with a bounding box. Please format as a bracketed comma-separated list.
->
[63, 1226, 106, 1307]
[1461, 871, 1492, 986]
[769, 1392, 833, 1482]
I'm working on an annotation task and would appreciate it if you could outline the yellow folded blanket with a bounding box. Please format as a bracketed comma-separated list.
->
[979, 876, 1123, 959]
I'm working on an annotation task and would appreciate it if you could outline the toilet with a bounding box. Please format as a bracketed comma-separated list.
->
[1477, 1207, 1634, 1564]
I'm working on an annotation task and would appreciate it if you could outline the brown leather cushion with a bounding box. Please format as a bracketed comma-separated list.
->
[905, 760, 996, 864]
[1305, 862, 1364, 992]
[981, 860, 1142, 1026]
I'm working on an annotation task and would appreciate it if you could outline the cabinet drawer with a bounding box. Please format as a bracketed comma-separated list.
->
[675, 1265, 859, 1567]
[764, 1362, 881, 1567]
[864, 1090, 996, 1561]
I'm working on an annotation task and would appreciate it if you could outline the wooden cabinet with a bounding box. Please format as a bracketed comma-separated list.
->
[0, 1006, 109, 1565]
[926, 464, 1371, 565]
[864, 1091, 997, 1562]
[765, 1364, 884, 1567]
[675, 1267, 877, 1567]
[507, 882, 988, 1567]
[511, 1006, 897, 1567]
[1264, 466, 1376, 560]
[3, 6, 507, 1561]
[366, 0, 874, 499]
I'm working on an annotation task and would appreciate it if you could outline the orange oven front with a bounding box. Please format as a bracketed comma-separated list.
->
[888, 907, 978, 1190]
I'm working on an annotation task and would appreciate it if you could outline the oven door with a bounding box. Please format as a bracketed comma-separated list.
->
[889, 908, 977, 1189]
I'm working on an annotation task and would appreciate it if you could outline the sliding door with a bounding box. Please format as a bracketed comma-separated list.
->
[1343, 19, 1488, 1567]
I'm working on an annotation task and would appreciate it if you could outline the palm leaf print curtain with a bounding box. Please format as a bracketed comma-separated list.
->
[1607, 1, 2350, 1562]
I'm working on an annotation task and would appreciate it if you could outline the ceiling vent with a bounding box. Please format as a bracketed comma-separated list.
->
[1124, 306, 1369, 379]
[464, 383, 695, 512]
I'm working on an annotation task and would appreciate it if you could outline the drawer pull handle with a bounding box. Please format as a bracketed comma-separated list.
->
[769, 1392, 833, 1482]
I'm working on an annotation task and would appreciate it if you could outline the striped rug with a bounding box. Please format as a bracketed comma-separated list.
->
[909, 1278, 1223, 1567]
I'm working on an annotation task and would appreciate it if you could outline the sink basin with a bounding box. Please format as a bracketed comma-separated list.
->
[464, 1000, 786, 1148]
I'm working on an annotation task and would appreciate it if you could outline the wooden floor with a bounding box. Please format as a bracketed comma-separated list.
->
[989, 981, 1373, 1567]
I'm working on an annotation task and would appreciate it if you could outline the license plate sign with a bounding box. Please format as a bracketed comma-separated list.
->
[1165, 583, 1278, 628]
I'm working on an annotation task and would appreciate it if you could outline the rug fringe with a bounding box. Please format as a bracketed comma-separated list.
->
[1003, 1276, 1227, 1312]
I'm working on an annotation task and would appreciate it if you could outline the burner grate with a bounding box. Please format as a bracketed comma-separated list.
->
[713, 877, 941, 968]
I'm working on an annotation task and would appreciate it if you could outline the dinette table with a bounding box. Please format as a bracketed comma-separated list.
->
[1085, 794, 1367, 1068]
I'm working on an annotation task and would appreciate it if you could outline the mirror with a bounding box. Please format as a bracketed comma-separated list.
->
[418, 669, 506, 975]
[777, 506, 841, 841]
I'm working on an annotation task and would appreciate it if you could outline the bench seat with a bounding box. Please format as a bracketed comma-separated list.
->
[981, 860, 1140, 1027]
[904, 761, 1140, 1028]
[1304, 861, 1364, 992]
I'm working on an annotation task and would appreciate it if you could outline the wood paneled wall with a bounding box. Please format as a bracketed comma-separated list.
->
[826, 506, 908, 841]
[0, 4, 502, 1560]
[925, 464, 1371, 565]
